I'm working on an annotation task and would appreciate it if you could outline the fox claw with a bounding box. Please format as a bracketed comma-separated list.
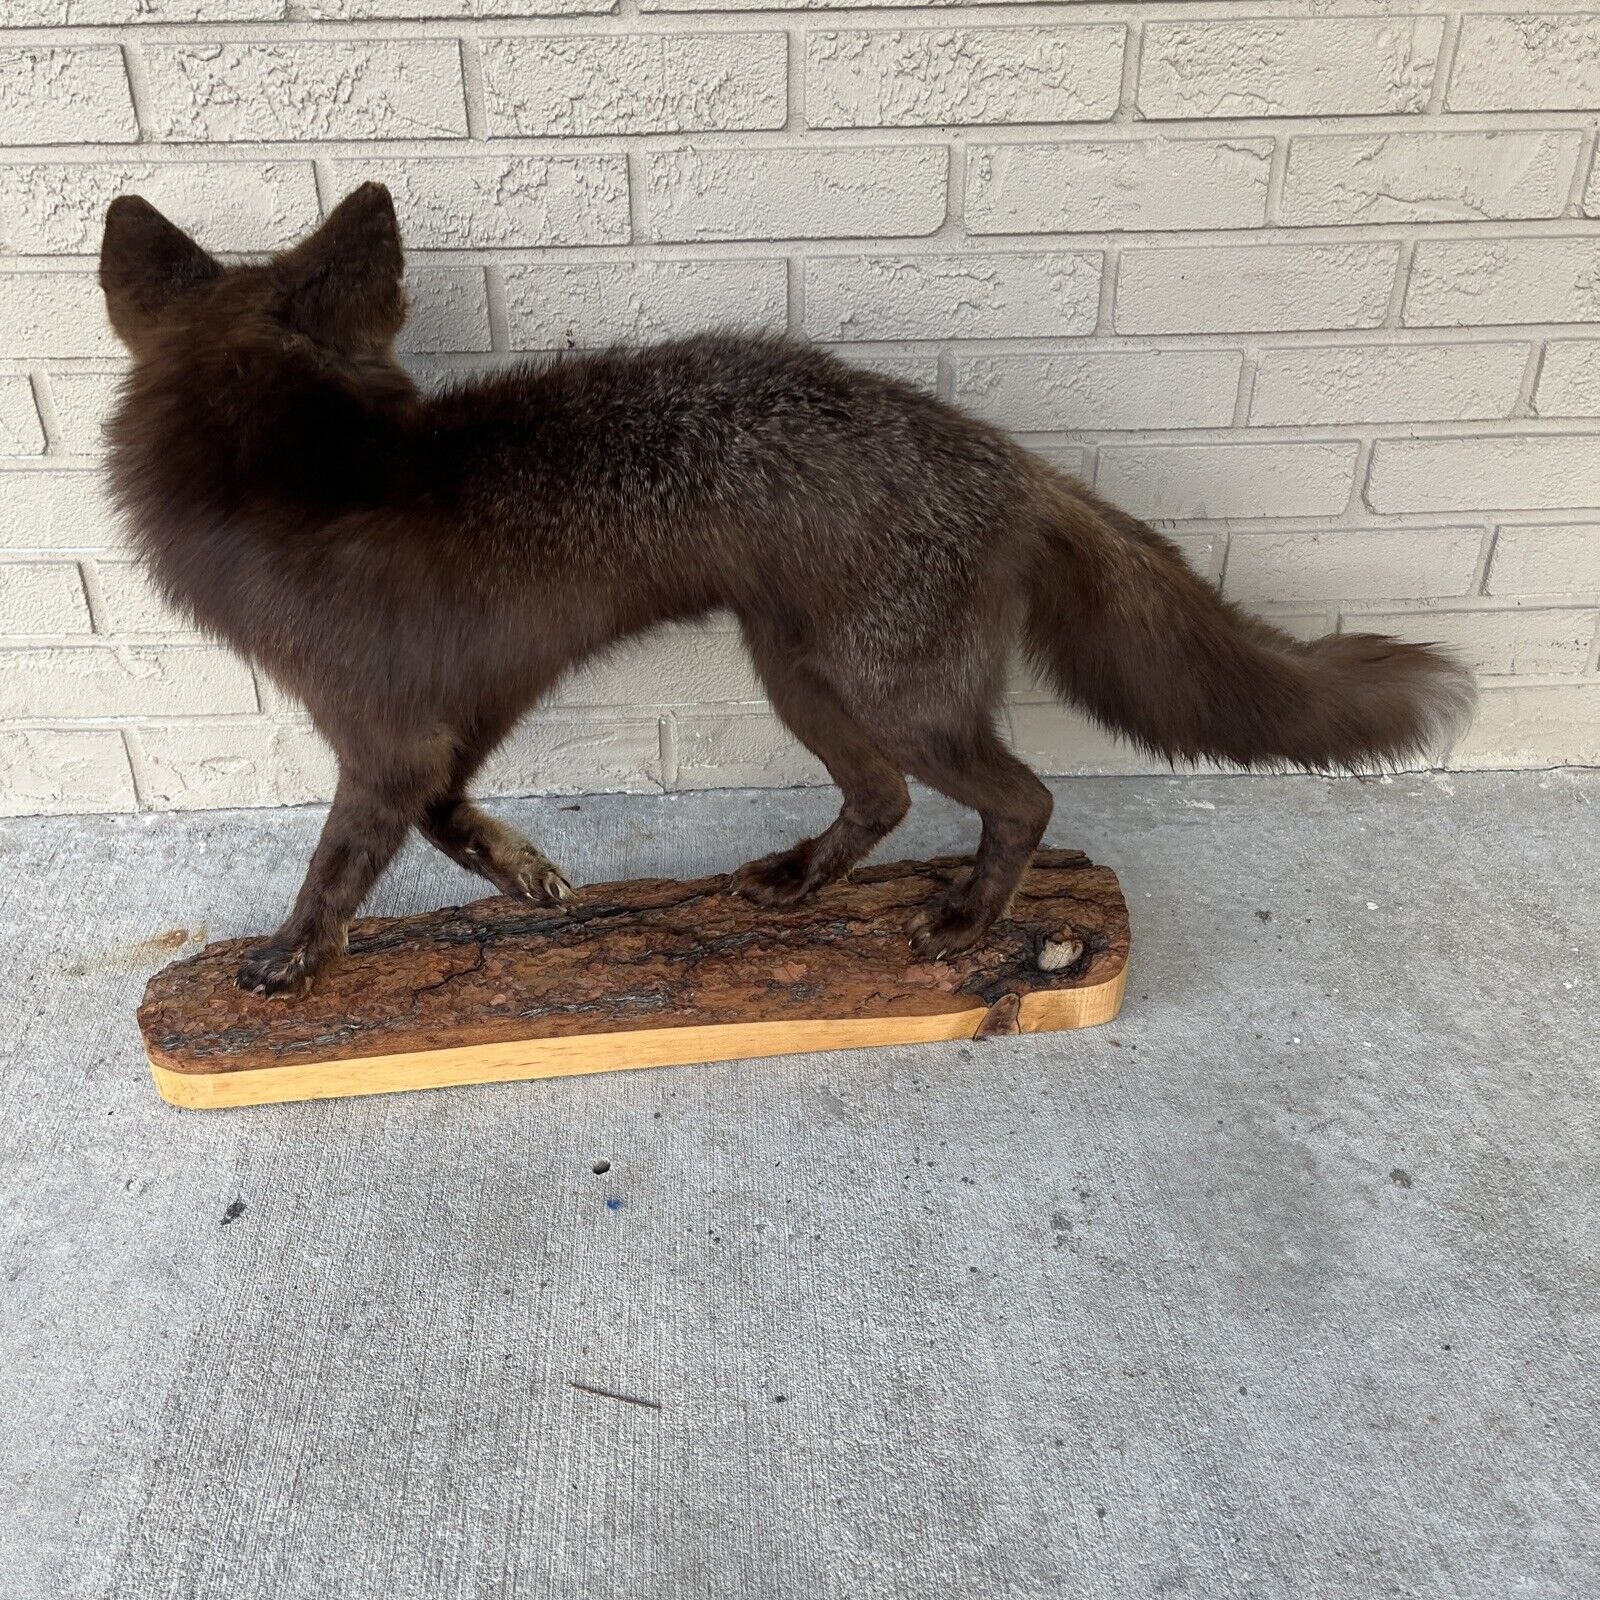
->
[508, 852, 575, 907]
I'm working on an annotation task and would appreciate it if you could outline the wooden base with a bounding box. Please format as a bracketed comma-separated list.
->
[138, 848, 1130, 1110]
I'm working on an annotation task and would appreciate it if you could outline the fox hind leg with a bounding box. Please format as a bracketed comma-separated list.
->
[731, 658, 910, 908]
[424, 797, 574, 907]
[901, 723, 1053, 962]
[419, 716, 575, 907]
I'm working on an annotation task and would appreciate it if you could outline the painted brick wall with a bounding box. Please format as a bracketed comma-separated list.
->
[1, 1, 1598, 815]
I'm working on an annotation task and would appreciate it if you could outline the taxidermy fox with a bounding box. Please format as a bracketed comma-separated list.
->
[100, 185, 1474, 997]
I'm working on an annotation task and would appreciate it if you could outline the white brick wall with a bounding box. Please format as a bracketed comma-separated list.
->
[1, 2, 1597, 816]
[482, 33, 787, 135]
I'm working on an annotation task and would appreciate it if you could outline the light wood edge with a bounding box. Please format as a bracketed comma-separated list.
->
[147, 963, 1128, 1110]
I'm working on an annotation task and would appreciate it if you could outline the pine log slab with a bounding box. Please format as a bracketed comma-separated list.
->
[138, 848, 1130, 1109]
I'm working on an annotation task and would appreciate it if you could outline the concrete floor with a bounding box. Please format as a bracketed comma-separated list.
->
[0, 770, 1594, 1600]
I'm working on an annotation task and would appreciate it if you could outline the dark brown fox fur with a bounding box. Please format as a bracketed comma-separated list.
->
[100, 185, 1475, 997]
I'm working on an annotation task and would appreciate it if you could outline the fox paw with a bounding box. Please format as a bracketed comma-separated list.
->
[906, 892, 997, 964]
[729, 845, 820, 909]
[237, 943, 316, 999]
[501, 847, 575, 908]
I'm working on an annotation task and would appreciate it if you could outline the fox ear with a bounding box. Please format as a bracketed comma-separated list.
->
[100, 195, 220, 349]
[281, 182, 406, 351]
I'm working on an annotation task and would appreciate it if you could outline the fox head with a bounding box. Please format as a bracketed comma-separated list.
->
[100, 181, 409, 366]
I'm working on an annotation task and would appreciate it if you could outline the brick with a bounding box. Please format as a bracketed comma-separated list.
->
[1005, 648, 1053, 703]
[329, 157, 629, 250]
[5, 3, 1598, 801]
[1406, 238, 1600, 328]
[397, 268, 491, 355]
[1258, 610, 1338, 644]
[0, 472, 122, 550]
[1164, 534, 1218, 576]
[0, 275, 120, 358]
[1488, 524, 1600, 596]
[143, 43, 468, 143]
[1098, 442, 1358, 520]
[1279, 131, 1581, 226]
[669, 709, 826, 790]
[504, 260, 784, 351]
[0, 728, 135, 816]
[483, 34, 784, 137]
[1031, 444, 1090, 479]
[479, 712, 665, 796]
[1449, 15, 1600, 111]
[806, 25, 1122, 128]
[0, 377, 46, 456]
[0, 163, 318, 260]
[551, 627, 761, 708]
[1447, 682, 1600, 767]
[823, 347, 941, 393]
[0, 561, 91, 635]
[92, 559, 189, 634]
[11, 1, 607, 12]
[1534, 341, 1600, 418]
[1224, 528, 1482, 605]
[967, 138, 1270, 234]
[306, 1, 612, 14]
[952, 350, 1242, 431]
[0, 645, 256, 719]
[644, 0, 1030, 9]
[643, 146, 946, 242]
[1140, 18, 1441, 118]
[805, 252, 1099, 341]
[1116, 244, 1397, 335]
[253, 673, 305, 719]
[1367, 436, 1600, 513]
[1250, 342, 1528, 426]
[134, 721, 337, 810]
[7, 2, 280, 19]
[1006, 702, 1162, 776]
[40, 371, 122, 456]
[1350, 605, 1596, 676]
[0, 48, 136, 146]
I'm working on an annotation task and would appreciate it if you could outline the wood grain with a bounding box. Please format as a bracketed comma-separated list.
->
[139, 848, 1129, 1109]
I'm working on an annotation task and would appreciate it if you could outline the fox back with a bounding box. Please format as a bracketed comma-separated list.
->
[100, 183, 1475, 993]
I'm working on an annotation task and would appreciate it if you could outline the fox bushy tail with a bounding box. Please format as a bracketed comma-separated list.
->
[1022, 471, 1476, 770]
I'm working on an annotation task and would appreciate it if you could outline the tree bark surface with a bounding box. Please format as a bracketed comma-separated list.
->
[140, 848, 1130, 1083]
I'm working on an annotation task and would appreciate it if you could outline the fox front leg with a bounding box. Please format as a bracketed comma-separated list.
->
[238, 767, 431, 998]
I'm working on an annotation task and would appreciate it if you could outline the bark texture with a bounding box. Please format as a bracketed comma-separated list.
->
[139, 848, 1129, 1077]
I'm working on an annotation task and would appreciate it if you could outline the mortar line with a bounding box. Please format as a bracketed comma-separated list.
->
[1425, 13, 1463, 117]
[1382, 239, 1416, 329]
[1115, 18, 1142, 124]
[483, 264, 511, 353]
[786, 254, 804, 338]
[28, 368, 64, 456]
[1094, 244, 1118, 335]
[459, 35, 489, 142]
[1562, 125, 1598, 216]
[1474, 522, 1501, 597]
[785, 23, 803, 134]
[1516, 341, 1547, 418]
[120, 40, 155, 144]
[1231, 349, 1257, 429]
[75, 556, 112, 636]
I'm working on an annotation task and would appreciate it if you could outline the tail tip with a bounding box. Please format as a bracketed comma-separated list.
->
[1329, 632, 1479, 767]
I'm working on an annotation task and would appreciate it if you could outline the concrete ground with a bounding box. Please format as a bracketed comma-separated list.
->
[0, 770, 1595, 1600]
